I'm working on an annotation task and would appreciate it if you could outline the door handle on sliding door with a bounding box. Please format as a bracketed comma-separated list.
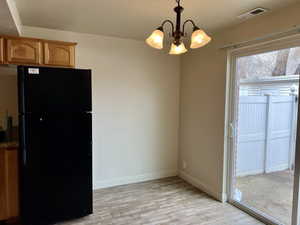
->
[229, 123, 235, 139]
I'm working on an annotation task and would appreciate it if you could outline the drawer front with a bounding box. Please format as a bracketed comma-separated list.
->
[44, 42, 75, 68]
[7, 38, 42, 65]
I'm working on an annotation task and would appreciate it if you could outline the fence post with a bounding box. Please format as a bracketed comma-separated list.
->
[264, 94, 273, 173]
[290, 94, 298, 170]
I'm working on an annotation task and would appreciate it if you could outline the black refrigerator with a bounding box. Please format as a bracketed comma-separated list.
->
[18, 66, 93, 225]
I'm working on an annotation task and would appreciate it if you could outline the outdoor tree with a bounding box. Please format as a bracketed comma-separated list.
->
[272, 49, 291, 76]
[237, 47, 300, 79]
[293, 48, 300, 74]
[237, 53, 276, 79]
[295, 64, 300, 74]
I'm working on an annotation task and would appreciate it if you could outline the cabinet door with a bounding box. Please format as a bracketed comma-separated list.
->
[44, 42, 75, 67]
[0, 38, 4, 64]
[0, 148, 19, 221]
[7, 38, 42, 65]
[5, 149, 19, 218]
[0, 149, 7, 220]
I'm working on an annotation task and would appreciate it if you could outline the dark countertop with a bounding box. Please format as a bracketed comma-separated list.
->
[0, 141, 19, 150]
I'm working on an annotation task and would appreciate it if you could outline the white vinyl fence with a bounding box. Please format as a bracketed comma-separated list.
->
[236, 95, 298, 177]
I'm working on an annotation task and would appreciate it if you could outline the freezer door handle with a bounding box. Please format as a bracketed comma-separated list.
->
[23, 147, 27, 166]
[21, 116, 27, 167]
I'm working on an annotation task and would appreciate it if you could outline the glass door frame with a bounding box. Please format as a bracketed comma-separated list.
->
[225, 34, 300, 225]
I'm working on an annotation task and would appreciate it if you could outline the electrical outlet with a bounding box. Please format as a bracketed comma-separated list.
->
[182, 161, 187, 170]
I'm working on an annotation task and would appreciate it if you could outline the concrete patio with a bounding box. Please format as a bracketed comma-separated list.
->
[236, 170, 294, 225]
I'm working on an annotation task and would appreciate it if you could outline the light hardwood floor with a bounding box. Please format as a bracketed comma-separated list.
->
[57, 177, 263, 225]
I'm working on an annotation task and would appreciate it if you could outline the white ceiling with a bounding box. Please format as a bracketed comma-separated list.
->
[0, 0, 21, 36]
[14, 0, 298, 40]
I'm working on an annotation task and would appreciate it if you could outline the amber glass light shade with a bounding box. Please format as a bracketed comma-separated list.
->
[190, 29, 211, 49]
[169, 42, 187, 55]
[146, 29, 164, 49]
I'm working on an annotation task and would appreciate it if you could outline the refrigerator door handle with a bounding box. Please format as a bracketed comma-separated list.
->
[23, 147, 27, 166]
[21, 116, 27, 167]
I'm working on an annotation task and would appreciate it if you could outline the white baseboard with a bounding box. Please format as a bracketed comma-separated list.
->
[93, 170, 178, 190]
[179, 170, 226, 202]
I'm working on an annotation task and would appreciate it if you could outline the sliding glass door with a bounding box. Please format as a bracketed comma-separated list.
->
[227, 36, 300, 225]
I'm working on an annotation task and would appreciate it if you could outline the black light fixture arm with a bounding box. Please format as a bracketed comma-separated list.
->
[158, 20, 175, 36]
[182, 19, 199, 36]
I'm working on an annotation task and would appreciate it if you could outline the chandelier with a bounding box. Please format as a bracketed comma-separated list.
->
[146, 0, 212, 55]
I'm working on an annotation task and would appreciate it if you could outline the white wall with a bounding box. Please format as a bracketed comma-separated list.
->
[179, 3, 300, 201]
[21, 2, 300, 199]
[22, 26, 180, 189]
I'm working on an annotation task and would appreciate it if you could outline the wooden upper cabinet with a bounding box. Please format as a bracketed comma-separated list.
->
[44, 41, 76, 68]
[7, 38, 42, 65]
[0, 37, 4, 64]
[0, 35, 76, 67]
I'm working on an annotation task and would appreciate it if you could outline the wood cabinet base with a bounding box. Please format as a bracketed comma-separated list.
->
[0, 147, 19, 222]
